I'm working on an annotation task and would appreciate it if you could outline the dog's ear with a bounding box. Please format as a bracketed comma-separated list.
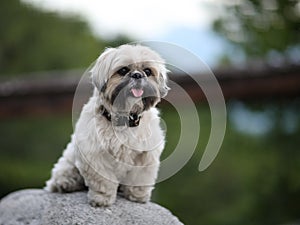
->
[158, 65, 170, 98]
[91, 48, 117, 92]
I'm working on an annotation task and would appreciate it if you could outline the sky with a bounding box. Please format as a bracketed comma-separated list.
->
[22, 0, 227, 68]
[23, 0, 216, 38]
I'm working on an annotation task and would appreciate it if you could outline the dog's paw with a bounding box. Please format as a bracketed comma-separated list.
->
[45, 178, 84, 193]
[88, 190, 116, 207]
[122, 186, 152, 203]
[126, 192, 150, 203]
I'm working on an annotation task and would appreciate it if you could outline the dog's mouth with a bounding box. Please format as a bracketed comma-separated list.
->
[110, 78, 159, 112]
[130, 88, 144, 98]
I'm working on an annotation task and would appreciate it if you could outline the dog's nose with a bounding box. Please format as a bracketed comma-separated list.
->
[130, 72, 145, 79]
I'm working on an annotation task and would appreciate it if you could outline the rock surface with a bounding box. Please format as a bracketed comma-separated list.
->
[0, 189, 183, 225]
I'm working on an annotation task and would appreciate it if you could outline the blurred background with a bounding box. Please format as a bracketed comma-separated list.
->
[1, 0, 300, 224]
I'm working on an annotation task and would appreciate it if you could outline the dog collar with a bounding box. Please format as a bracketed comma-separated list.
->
[99, 105, 141, 127]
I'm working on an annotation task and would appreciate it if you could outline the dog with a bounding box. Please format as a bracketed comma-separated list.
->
[45, 44, 170, 206]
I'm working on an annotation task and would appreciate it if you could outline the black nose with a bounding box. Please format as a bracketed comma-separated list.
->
[130, 72, 145, 79]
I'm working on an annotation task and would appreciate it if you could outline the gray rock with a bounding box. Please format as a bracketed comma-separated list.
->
[0, 189, 183, 225]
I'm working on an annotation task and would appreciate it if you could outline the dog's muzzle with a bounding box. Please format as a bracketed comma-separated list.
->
[129, 72, 146, 98]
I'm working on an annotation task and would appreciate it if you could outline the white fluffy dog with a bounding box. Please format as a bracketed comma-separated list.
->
[45, 44, 169, 206]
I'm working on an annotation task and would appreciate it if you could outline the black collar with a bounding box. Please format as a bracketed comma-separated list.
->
[99, 105, 141, 127]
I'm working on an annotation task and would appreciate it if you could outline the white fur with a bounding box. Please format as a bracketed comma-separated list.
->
[45, 44, 168, 207]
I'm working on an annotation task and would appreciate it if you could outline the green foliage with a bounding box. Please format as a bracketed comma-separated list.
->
[213, 0, 300, 62]
[0, 0, 131, 76]
[0, 115, 73, 195]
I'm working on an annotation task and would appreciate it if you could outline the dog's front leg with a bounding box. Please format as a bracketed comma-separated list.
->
[119, 164, 158, 203]
[82, 171, 118, 207]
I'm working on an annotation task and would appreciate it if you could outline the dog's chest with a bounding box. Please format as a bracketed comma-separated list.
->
[104, 128, 156, 166]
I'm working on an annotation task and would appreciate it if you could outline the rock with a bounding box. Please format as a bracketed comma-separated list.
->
[0, 189, 183, 225]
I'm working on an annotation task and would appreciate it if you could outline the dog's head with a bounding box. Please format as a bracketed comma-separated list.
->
[91, 44, 169, 116]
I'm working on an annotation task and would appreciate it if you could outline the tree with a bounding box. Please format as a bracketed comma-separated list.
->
[0, 0, 131, 76]
[213, 0, 300, 63]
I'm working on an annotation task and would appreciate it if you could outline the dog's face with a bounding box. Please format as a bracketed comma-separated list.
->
[91, 45, 169, 114]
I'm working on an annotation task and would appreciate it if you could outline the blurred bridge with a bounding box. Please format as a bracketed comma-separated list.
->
[0, 64, 300, 117]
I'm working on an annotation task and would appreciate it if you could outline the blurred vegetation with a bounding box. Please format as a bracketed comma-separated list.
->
[213, 0, 300, 64]
[0, 115, 72, 193]
[1, 102, 300, 225]
[0, 0, 131, 76]
[155, 101, 300, 225]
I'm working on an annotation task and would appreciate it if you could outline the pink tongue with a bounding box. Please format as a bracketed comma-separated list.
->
[131, 88, 144, 98]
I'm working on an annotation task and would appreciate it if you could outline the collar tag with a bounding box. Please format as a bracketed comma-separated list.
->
[99, 106, 141, 127]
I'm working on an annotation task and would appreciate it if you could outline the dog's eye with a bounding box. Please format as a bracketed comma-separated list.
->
[117, 67, 130, 76]
[144, 68, 152, 76]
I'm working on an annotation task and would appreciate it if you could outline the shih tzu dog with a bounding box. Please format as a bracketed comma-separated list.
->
[45, 44, 170, 206]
